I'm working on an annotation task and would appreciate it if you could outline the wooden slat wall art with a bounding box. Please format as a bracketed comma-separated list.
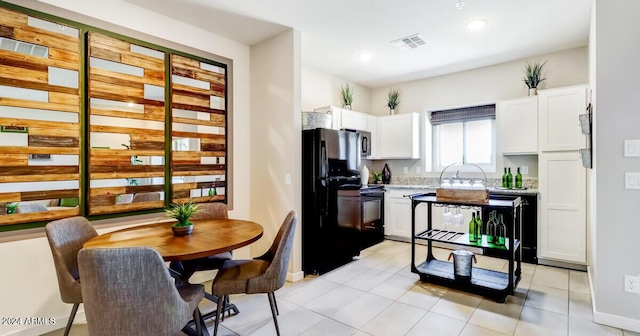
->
[0, 8, 81, 225]
[171, 54, 227, 205]
[88, 32, 166, 215]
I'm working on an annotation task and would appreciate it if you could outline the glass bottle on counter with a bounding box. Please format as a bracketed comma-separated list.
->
[501, 168, 507, 188]
[515, 167, 523, 189]
[507, 167, 513, 189]
[474, 211, 483, 242]
[486, 211, 496, 243]
[496, 213, 507, 246]
[469, 212, 479, 243]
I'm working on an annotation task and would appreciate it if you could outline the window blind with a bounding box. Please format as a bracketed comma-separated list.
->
[430, 104, 496, 125]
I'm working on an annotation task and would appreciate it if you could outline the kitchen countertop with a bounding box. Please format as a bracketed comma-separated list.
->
[375, 184, 538, 195]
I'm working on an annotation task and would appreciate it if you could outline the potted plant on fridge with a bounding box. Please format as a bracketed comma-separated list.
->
[523, 60, 547, 96]
[340, 83, 353, 110]
[166, 202, 200, 236]
[387, 88, 401, 115]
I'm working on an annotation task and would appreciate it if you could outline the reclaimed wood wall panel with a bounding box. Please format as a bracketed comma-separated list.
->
[88, 32, 166, 215]
[171, 54, 227, 204]
[0, 7, 81, 226]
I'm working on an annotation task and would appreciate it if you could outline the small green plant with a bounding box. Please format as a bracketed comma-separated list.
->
[340, 83, 353, 108]
[166, 202, 200, 227]
[387, 88, 401, 110]
[372, 172, 382, 183]
[6, 202, 18, 214]
[122, 144, 143, 186]
[523, 60, 547, 89]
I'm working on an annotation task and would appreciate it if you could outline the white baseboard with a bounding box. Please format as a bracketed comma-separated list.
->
[287, 271, 304, 282]
[588, 266, 640, 333]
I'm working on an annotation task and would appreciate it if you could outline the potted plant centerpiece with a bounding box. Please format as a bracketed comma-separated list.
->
[372, 172, 383, 184]
[387, 88, 401, 115]
[340, 83, 353, 110]
[166, 202, 200, 236]
[523, 60, 547, 96]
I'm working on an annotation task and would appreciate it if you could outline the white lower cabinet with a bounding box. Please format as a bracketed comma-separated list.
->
[538, 152, 586, 264]
[385, 189, 429, 239]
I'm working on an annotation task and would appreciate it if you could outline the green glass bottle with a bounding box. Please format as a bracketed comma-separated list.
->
[486, 211, 496, 243]
[496, 214, 507, 246]
[507, 167, 513, 189]
[469, 212, 478, 243]
[501, 168, 507, 188]
[515, 167, 523, 189]
[474, 211, 483, 243]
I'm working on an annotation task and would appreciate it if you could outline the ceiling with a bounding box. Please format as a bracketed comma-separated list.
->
[124, 0, 592, 88]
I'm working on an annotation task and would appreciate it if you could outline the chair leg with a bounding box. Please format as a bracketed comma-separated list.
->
[267, 292, 280, 336]
[63, 303, 79, 336]
[269, 292, 280, 315]
[213, 293, 224, 336]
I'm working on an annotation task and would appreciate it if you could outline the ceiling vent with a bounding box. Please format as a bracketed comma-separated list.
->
[391, 34, 426, 50]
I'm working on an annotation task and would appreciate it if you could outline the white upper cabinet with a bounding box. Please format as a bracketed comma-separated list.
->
[375, 113, 420, 159]
[498, 97, 538, 154]
[538, 85, 588, 152]
[340, 109, 369, 131]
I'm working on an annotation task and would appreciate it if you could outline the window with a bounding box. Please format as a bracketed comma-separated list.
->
[431, 104, 496, 172]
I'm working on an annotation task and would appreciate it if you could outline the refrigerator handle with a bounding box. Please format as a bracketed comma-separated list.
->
[320, 140, 327, 178]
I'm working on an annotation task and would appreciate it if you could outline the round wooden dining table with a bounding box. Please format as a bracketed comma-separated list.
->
[83, 219, 264, 262]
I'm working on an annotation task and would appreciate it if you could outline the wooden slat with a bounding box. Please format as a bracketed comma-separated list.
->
[0, 208, 80, 226]
[0, 24, 13, 38]
[13, 27, 79, 53]
[90, 108, 162, 122]
[172, 182, 197, 191]
[91, 172, 164, 179]
[89, 125, 164, 137]
[201, 137, 226, 144]
[201, 143, 226, 151]
[121, 53, 164, 72]
[172, 157, 200, 165]
[90, 73, 144, 90]
[171, 190, 190, 199]
[145, 69, 165, 83]
[89, 45, 121, 62]
[0, 192, 21, 202]
[90, 165, 165, 174]
[172, 82, 218, 97]
[171, 130, 225, 140]
[28, 135, 79, 148]
[89, 201, 164, 215]
[90, 90, 164, 107]
[89, 195, 116, 207]
[171, 102, 224, 114]
[170, 170, 225, 177]
[0, 173, 79, 182]
[125, 185, 165, 194]
[89, 33, 130, 52]
[172, 151, 223, 159]
[90, 186, 127, 196]
[0, 64, 47, 83]
[49, 92, 80, 106]
[90, 34, 164, 71]
[130, 133, 165, 143]
[28, 127, 78, 137]
[90, 67, 164, 87]
[145, 105, 165, 119]
[90, 148, 165, 156]
[90, 79, 144, 99]
[0, 146, 79, 155]
[49, 49, 80, 69]
[0, 49, 78, 71]
[130, 140, 164, 151]
[196, 181, 226, 189]
[172, 164, 225, 172]
[0, 77, 79, 96]
[0, 96, 79, 113]
[172, 116, 223, 128]
[210, 114, 225, 127]
[173, 195, 225, 204]
[20, 189, 79, 201]
[89, 156, 133, 166]
[0, 154, 28, 166]
[0, 117, 79, 130]
[0, 166, 78, 176]
[0, 8, 28, 27]
[171, 56, 225, 83]
[172, 92, 210, 109]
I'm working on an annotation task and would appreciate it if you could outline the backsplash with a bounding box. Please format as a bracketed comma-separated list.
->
[389, 176, 539, 189]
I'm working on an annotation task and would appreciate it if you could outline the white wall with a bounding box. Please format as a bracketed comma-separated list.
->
[367, 47, 588, 179]
[249, 29, 304, 281]
[0, 1, 252, 335]
[302, 65, 372, 113]
[592, 0, 640, 331]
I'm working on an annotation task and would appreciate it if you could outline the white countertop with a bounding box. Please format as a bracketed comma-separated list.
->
[375, 184, 538, 195]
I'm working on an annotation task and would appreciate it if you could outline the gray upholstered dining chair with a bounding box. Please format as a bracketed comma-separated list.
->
[78, 247, 207, 336]
[131, 191, 161, 203]
[45, 216, 98, 336]
[211, 211, 297, 336]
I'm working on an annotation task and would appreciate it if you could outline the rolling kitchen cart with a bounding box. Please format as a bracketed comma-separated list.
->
[409, 193, 523, 303]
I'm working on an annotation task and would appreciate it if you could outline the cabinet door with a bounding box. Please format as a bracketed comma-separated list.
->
[538, 152, 586, 263]
[377, 113, 420, 159]
[340, 109, 368, 131]
[387, 195, 412, 238]
[367, 115, 378, 158]
[498, 97, 538, 154]
[538, 85, 588, 152]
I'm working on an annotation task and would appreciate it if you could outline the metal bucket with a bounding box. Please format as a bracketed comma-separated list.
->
[302, 111, 332, 130]
[448, 250, 477, 280]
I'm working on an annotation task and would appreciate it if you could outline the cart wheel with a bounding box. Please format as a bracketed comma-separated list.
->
[495, 297, 506, 303]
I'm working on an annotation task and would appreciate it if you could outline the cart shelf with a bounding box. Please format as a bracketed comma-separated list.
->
[415, 229, 520, 251]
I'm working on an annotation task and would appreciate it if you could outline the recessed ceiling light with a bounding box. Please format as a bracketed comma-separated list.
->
[359, 52, 372, 62]
[467, 19, 486, 31]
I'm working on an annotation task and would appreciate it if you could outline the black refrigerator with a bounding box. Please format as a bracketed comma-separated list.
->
[302, 128, 362, 275]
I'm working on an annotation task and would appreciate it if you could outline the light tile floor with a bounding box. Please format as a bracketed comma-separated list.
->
[46, 240, 640, 336]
